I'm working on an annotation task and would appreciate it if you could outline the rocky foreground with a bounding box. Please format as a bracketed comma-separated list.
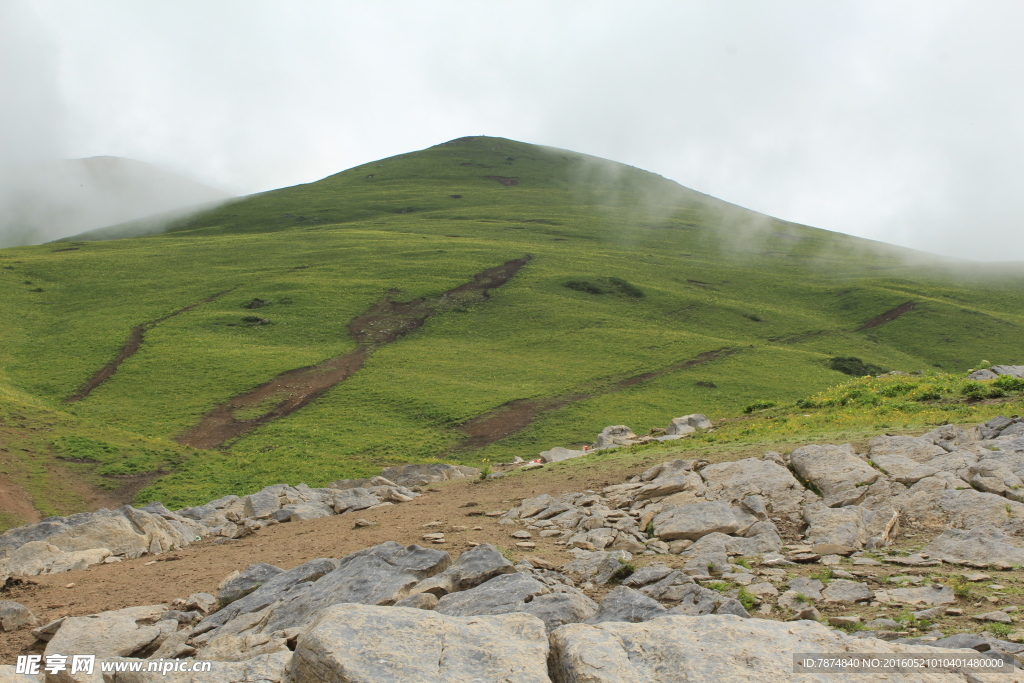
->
[3, 415, 1024, 681]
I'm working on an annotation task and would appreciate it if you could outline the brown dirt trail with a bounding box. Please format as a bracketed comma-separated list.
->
[856, 301, 916, 331]
[64, 289, 236, 403]
[176, 257, 531, 449]
[447, 348, 737, 453]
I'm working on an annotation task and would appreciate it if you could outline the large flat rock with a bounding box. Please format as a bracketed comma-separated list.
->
[290, 604, 550, 683]
[548, 614, 1011, 682]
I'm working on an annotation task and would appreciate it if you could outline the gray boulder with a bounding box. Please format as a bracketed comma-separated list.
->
[0, 601, 36, 631]
[991, 364, 1024, 378]
[560, 550, 633, 585]
[434, 572, 549, 617]
[289, 604, 550, 683]
[790, 443, 878, 496]
[103, 651, 291, 683]
[884, 585, 955, 606]
[802, 504, 896, 549]
[587, 586, 667, 624]
[867, 435, 947, 463]
[195, 558, 339, 636]
[869, 453, 939, 485]
[661, 583, 749, 618]
[699, 458, 807, 512]
[516, 592, 598, 633]
[45, 605, 172, 676]
[639, 571, 696, 601]
[409, 543, 515, 597]
[594, 425, 637, 449]
[921, 524, 1024, 566]
[380, 463, 479, 487]
[821, 579, 873, 604]
[622, 563, 674, 588]
[652, 500, 757, 541]
[256, 543, 450, 634]
[549, 614, 1001, 683]
[330, 487, 379, 513]
[786, 577, 824, 600]
[540, 447, 586, 463]
[217, 563, 285, 605]
[242, 489, 282, 519]
[665, 414, 712, 435]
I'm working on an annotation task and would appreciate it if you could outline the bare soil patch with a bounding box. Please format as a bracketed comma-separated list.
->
[177, 258, 531, 449]
[483, 176, 519, 186]
[857, 301, 916, 331]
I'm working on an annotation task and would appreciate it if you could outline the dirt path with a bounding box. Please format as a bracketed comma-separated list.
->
[64, 290, 236, 403]
[447, 348, 737, 453]
[0, 458, 653, 665]
[856, 301, 916, 331]
[176, 258, 531, 449]
[0, 475, 40, 527]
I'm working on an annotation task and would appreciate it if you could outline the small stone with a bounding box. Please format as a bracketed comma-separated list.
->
[987, 596, 1000, 604]
[828, 615, 862, 627]
[820, 555, 841, 566]
[467, 542, 480, 547]
[945, 608, 964, 616]
[988, 584, 1006, 590]
[973, 611, 1013, 624]
[667, 540, 693, 554]
[472, 526, 483, 531]
[65, 583, 75, 587]
[789, 607, 821, 621]
[431, 539, 446, 544]
[812, 544, 857, 556]
[354, 518, 374, 527]
[515, 542, 536, 549]
[519, 463, 544, 470]
[991, 561, 1012, 571]
[511, 531, 532, 539]
[422, 532, 445, 541]
[1005, 606, 1019, 613]
[965, 573, 991, 582]
[484, 510, 507, 517]
[788, 552, 821, 563]
[539, 530, 562, 538]
[832, 569, 855, 579]
[853, 557, 882, 566]
[423, 520, 444, 527]
[0, 601, 37, 631]
[103, 556, 122, 563]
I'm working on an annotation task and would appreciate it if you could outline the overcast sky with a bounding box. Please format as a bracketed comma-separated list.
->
[3, 1, 1023, 261]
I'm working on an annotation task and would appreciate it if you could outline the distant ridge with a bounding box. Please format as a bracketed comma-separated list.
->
[0, 156, 232, 247]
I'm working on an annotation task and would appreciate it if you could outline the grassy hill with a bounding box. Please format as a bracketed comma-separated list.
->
[1, 135, 1023, 521]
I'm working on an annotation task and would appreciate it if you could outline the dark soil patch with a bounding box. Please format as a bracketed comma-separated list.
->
[51, 247, 80, 252]
[446, 348, 737, 453]
[177, 258, 531, 449]
[65, 289, 236, 403]
[857, 301, 916, 331]
[483, 176, 519, 186]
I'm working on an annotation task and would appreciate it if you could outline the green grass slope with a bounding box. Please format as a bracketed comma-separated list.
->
[1, 136, 1022, 513]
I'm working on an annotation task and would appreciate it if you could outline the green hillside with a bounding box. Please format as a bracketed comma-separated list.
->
[2, 135, 1023, 519]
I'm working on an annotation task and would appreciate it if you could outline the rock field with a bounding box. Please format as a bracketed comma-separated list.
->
[3, 414, 1024, 681]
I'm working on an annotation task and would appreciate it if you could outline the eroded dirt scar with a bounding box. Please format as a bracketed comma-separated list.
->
[65, 289, 236, 403]
[176, 257, 531, 449]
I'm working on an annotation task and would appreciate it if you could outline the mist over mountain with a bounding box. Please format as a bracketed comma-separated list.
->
[0, 156, 232, 247]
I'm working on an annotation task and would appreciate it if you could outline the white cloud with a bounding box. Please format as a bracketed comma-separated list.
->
[3, 0, 1023, 259]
